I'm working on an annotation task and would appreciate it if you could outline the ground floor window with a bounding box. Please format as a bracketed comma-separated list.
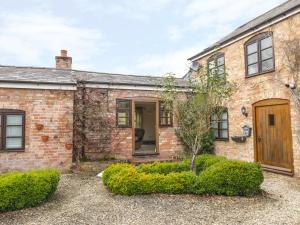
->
[0, 109, 25, 151]
[116, 99, 132, 128]
[211, 108, 229, 140]
[159, 101, 173, 127]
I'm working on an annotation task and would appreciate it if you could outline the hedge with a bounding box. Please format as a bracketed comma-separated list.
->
[102, 155, 264, 197]
[137, 160, 190, 175]
[193, 160, 263, 196]
[195, 154, 227, 174]
[0, 169, 60, 212]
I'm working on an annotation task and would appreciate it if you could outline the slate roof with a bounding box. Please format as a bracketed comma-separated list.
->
[188, 0, 300, 61]
[0, 65, 188, 88]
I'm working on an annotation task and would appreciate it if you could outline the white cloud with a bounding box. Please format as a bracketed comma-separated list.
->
[167, 26, 183, 42]
[137, 0, 286, 76]
[183, 0, 285, 31]
[74, 0, 176, 21]
[0, 12, 114, 70]
[137, 45, 205, 77]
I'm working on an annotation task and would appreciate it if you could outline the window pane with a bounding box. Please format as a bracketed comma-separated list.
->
[247, 43, 258, 54]
[247, 53, 258, 64]
[118, 117, 128, 126]
[118, 112, 128, 118]
[7, 115, 22, 125]
[261, 48, 273, 60]
[220, 130, 228, 138]
[213, 129, 219, 138]
[217, 56, 224, 66]
[208, 60, 216, 69]
[209, 68, 218, 76]
[218, 66, 225, 75]
[221, 121, 228, 129]
[6, 126, 22, 137]
[117, 101, 130, 109]
[221, 112, 228, 120]
[261, 36, 272, 49]
[248, 64, 258, 75]
[6, 137, 22, 149]
[211, 114, 218, 120]
[262, 59, 274, 71]
[211, 121, 218, 129]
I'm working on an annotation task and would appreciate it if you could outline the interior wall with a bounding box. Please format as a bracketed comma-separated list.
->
[136, 102, 156, 141]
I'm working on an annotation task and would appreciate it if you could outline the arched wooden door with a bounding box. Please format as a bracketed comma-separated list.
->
[253, 99, 294, 175]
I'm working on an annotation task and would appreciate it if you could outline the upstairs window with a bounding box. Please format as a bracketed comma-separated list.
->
[207, 53, 225, 77]
[245, 32, 274, 77]
[159, 101, 173, 127]
[211, 108, 229, 140]
[0, 109, 25, 151]
[116, 99, 132, 128]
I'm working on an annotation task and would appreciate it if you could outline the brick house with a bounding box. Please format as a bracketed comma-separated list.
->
[0, 50, 187, 173]
[188, 0, 300, 176]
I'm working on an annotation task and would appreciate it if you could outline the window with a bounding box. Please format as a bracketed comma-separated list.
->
[0, 109, 25, 151]
[245, 32, 274, 77]
[207, 53, 225, 77]
[116, 99, 132, 128]
[159, 101, 173, 127]
[211, 109, 229, 140]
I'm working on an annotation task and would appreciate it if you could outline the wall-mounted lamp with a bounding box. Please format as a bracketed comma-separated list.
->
[241, 106, 248, 117]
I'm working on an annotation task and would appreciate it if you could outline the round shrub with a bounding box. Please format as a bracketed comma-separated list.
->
[195, 154, 226, 174]
[0, 169, 60, 212]
[102, 163, 133, 186]
[137, 160, 190, 175]
[193, 160, 263, 196]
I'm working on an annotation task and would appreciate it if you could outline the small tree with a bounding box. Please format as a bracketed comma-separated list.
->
[161, 66, 236, 173]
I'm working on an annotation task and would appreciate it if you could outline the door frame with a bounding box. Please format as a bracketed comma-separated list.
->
[252, 98, 294, 175]
[131, 99, 159, 155]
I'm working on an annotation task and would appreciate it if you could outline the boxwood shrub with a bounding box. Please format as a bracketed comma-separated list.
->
[0, 169, 60, 212]
[137, 160, 190, 175]
[193, 160, 263, 196]
[195, 154, 226, 174]
[103, 155, 264, 197]
[107, 166, 196, 195]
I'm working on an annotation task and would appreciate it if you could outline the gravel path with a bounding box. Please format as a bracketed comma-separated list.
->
[0, 172, 300, 225]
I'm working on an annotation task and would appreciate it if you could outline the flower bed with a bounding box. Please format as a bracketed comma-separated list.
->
[103, 154, 263, 197]
[0, 169, 60, 212]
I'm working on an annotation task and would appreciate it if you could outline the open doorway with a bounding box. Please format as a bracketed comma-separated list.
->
[134, 101, 157, 154]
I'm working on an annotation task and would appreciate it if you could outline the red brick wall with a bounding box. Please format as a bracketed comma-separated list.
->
[82, 88, 185, 161]
[0, 88, 74, 173]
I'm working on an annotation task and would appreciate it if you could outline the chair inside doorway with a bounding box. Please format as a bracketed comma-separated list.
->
[134, 102, 156, 154]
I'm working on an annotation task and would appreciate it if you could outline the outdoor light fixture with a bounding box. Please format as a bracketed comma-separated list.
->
[241, 106, 248, 117]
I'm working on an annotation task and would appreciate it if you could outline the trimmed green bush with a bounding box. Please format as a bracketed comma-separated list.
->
[195, 154, 226, 174]
[102, 154, 264, 197]
[137, 160, 190, 175]
[193, 160, 264, 196]
[102, 163, 134, 186]
[0, 169, 60, 212]
[107, 166, 196, 195]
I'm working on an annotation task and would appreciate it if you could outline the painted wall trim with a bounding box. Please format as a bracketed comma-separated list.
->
[0, 82, 76, 90]
[85, 83, 190, 92]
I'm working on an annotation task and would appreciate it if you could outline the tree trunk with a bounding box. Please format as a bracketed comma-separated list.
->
[190, 148, 200, 174]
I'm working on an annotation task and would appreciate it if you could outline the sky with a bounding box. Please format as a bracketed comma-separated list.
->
[0, 0, 286, 77]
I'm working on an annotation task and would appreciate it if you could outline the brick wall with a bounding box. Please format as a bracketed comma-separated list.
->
[194, 13, 300, 176]
[0, 88, 74, 173]
[79, 88, 185, 161]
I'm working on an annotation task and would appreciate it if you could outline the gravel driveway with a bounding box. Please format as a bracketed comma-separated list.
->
[0, 172, 300, 225]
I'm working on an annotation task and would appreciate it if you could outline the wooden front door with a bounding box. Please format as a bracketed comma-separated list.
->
[254, 99, 293, 174]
